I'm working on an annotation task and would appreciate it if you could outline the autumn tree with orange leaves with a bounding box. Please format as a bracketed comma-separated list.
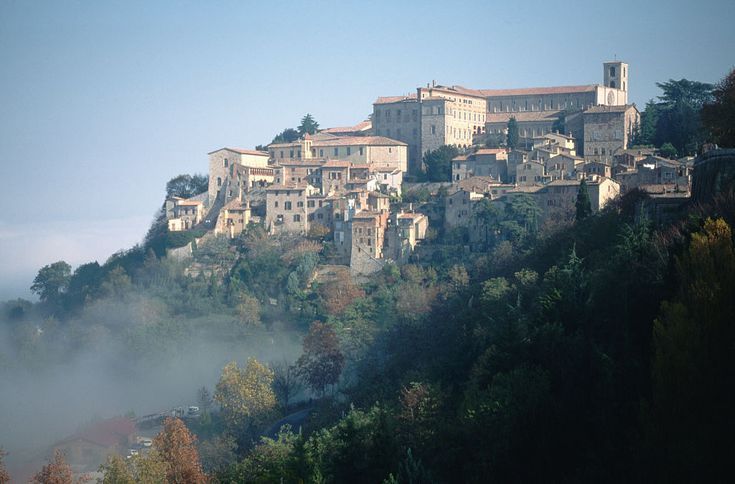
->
[154, 417, 207, 484]
[297, 321, 345, 397]
[318, 269, 365, 316]
[31, 450, 75, 484]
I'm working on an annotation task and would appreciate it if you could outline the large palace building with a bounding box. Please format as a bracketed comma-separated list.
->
[373, 61, 633, 173]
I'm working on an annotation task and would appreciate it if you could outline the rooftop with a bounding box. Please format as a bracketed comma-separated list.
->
[209, 147, 269, 156]
[374, 94, 418, 105]
[584, 104, 638, 114]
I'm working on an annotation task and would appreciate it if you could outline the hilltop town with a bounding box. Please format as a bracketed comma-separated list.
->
[165, 61, 692, 273]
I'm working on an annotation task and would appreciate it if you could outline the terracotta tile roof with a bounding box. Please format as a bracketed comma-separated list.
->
[374, 94, 418, 104]
[475, 148, 507, 155]
[486, 110, 563, 124]
[222, 198, 249, 210]
[478, 84, 598, 97]
[321, 120, 372, 134]
[315, 136, 407, 147]
[209, 147, 269, 156]
[321, 160, 352, 168]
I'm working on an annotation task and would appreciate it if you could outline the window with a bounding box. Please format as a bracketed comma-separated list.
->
[297, 150, 301, 158]
[223, 158, 229, 167]
[290, 149, 294, 158]
[346, 147, 351, 155]
[297, 201, 304, 208]
[319, 149, 324, 157]
[317, 213, 323, 220]
[334, 148, 338, 156]
[284, 201, 292, 210]
[431, 125, 436, 135]
[610, 66, 616, 77]
[307, 200, 315, 208]
[294, 214, 301, 222]
[217, 177, 222, 187]
[359, 147, 364, 156]
[280, 150, 284, 158]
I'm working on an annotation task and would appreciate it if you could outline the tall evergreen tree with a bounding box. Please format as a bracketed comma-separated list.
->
[575, 178, 592, 221]
[507, 117, 519, 149]
[298, 114, 320, 136]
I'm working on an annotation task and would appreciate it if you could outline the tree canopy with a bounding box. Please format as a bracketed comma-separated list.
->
[298, 113, 320, 136]
[506, 116, 519, 149]
[701, 67, 735, 148]
[423, 145, 459, 182]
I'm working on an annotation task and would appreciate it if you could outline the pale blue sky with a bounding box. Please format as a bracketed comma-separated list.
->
[1, 0, 734, 298]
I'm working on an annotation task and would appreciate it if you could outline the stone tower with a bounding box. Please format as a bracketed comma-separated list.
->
[603, 61, 628, 92]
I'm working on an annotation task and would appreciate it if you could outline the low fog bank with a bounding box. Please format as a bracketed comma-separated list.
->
[0, 317, 302, 465]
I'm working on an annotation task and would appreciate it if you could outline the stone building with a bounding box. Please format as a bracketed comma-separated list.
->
[265, 184, 314, 235]
[583, 160, 613, 178]
[386, 211, 429, 262]
[451, 148, 509, 182]
[208, 148, 269, 206]
[268, 133, 408, 173]
[166, 196, 205, 231]
[516, 160, 549, 186]
[545, 153, 584, 181]
[215, 198, 251, 238]
[582, 104, 640, 162]
[375, 61, 630, 172]
[534, 177, 620, 217]
[373, 84, 488, 173]
[614, 156, 690, 194]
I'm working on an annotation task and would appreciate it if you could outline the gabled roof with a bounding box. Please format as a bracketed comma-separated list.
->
[209, 147, 269, 156]
[315, 136, 407, 147]
[320, 120, 372, 134]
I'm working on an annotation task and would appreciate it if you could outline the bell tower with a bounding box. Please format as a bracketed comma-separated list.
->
[603, 61, 628, 92]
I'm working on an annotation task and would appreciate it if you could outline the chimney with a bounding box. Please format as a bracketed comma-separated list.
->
[432, 80, 436, 87]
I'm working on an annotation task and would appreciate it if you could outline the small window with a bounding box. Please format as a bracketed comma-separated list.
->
[346, 147, 351, 156]
[294, 214, 301, 222]
[284, 201, 292, 210]
[334, 148, 339, 156]
[223, 158, 229, 167]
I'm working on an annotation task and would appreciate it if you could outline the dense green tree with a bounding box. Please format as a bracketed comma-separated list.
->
[653, 78, 713, 155]
[31, 261, 71, 306]
[422, 145, 459, 182]
[575, 178, 592, 221]
[271, 128, 300, 144]
[506, 117, 519, 149]
[298, 113, 320, 136]
[165, 174, 208, 199]
[638, 100, 660, 146]
[658, 142, 677, 159]
[701, 67, 735, 147]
